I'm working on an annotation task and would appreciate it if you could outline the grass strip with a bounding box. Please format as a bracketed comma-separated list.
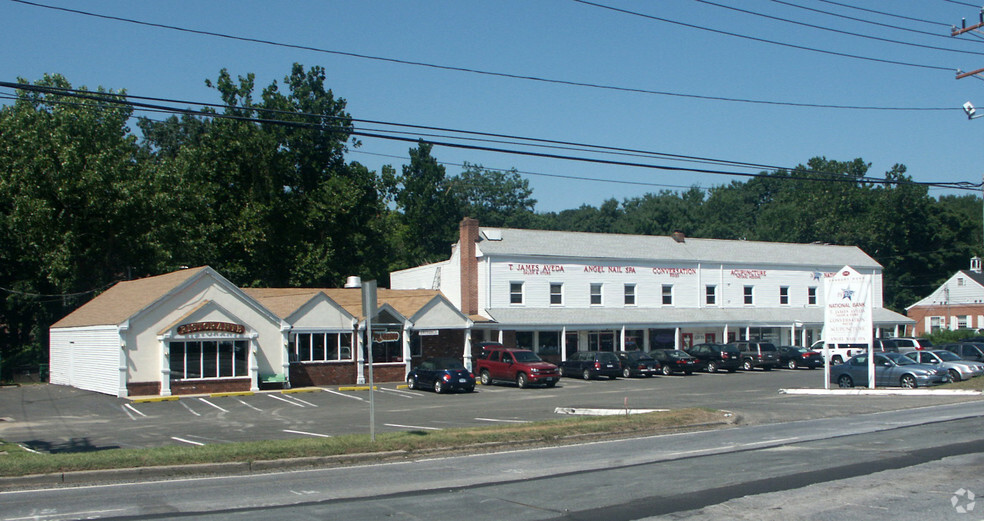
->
[0, 408, 726, 477]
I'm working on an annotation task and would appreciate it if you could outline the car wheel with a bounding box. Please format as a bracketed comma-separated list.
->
[623, 367, 632, 378]
[516, 373, 528, 389]
[900, 374, 917, 389]
[480, 370, 491, 386]
[787, 359, 798, 370]
[582, 369, 592, 380]
[948, 369, 961, 382]
[707, 361, 719, 373]
[434, 380, 445, 393]
[661, 365, 673, 376]
[742, 360, 753, 371]
[407, 376, 418, 390]
[837, 374, 854, 388]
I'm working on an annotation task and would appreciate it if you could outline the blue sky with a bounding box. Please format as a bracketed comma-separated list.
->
[4, 0, 984, 212]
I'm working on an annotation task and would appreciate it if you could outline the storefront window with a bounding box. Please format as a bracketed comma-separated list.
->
[649, 329, 676, 350]
[538, 331, 560, 355]
[624, 330, 644, 350]
[290, 332, 355, 362]
[588, 331, 615, 352]
[169, 340, 247, 380]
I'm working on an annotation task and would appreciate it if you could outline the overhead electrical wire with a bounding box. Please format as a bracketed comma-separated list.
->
[2, 81, 978, 191]
[571, 0, 955, 72]
[816, 0, 952, 28]
[5, 0, 959, 111]
[769, 0, 971, 41]
[695, 0, 984, 55]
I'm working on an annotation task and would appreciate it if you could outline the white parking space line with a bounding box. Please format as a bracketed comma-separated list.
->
[283, 429, 333, 438]
[321, 388, 366, 402]
[237, 398, 263, 412]
[171, 436, 205, 446]
[379, 387, 420, 398]
[474, 417, 531, 423]
[268, 394, 307, 407]
[179, 400, 201, 416]
[122, 403, 146, 420]
[198, 398, 229, 413]
[287, 395, 318, 407]
[384, 423, 442, 431]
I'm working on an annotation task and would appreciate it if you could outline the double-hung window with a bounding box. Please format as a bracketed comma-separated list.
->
[744, 285, 754, 305]
[624, 283, 636, 306]
[705, 285, 716, 305]
[779, 286, 789, 305]
[510, 282, 524, 304]
[661, 284, 673, 305]
[550, 282, 563, 305]
[590, 283, 603, 305]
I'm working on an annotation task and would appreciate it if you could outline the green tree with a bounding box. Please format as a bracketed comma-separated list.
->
[0, 75, 193, 372]
[395, 141, 461, 265]
[451, 163, 537, 228]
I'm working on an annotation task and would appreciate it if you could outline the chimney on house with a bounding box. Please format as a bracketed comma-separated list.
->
[972, 256, 982, 274]
[671, 230, 685, 243]
[459, 217, 480, 315]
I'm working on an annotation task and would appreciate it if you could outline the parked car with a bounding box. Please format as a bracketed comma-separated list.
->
[473, 343, 560, 388]
[885, 337, 934, 352]
[650, 349, 698, 375]
[685, 343, 740, 373]
[615, 350, 660, 378]
[730, 341, 779, 371]
[829, 352, 948, 389]
[941, 343, 984, 362]
[809, 341, 868, 365]
[777, 346, 823, 369]
[559, 351, 621, 380]
[406, 358, 475, 393]
[905, 350, 984, 382]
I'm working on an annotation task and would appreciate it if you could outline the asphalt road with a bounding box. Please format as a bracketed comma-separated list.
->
[2, 401, 983, 520]
[1, 368, 981, 452]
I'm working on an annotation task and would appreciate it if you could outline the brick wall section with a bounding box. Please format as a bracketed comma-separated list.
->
[290, 363, 358, 386]
[168, 378, 251, 395]
[459, 217, 479, 316]
[907, 304, 984, 335]
[127, 381, 160, 396]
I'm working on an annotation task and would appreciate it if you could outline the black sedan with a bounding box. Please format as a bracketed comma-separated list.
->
[407, 358, 475, 393]
[777, 346, 823, 369]
[616, 350, 660, 378]
[650, 349, 698, 375]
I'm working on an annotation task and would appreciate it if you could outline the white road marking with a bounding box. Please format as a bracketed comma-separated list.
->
[122, 403, 145, 419]
[236, 398, 263, 412]
[171, 436, 204, 446]
[321, 388, 366, 402]
[283, 429, 333, 438]
[474, 417, 531, 423]
[268, 394, 306, 407]
[379, 387, 419, 398]
[179, 400, 201, 416]
[8, 508, 128, 520]
[384, 423, 442, 431]
[287, 395, 317, 407]
[198, 398, 229, 413]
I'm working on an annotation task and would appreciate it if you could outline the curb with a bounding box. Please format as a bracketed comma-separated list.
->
[555, 407, 669, 416]
[779, 388, 984, 396]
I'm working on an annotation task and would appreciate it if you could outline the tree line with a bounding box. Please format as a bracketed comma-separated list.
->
[1, 64, 979, 373]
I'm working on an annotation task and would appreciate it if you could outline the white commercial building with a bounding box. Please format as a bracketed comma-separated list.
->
[390, 219, 913, 362]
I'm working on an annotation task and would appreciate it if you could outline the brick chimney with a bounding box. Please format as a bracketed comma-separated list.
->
[459, 217, 480, 315]
[671, 230, 685, 243]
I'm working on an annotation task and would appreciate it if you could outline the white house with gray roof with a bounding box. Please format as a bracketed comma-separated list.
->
[390, 219, 913, 360]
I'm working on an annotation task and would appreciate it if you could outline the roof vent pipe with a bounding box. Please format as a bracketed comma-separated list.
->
[344, 276, 362, 288]
[671, 231, 685, 243]
[972, 257, 982, 274]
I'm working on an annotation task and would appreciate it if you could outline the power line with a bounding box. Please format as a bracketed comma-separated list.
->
[771, 0, 968, 41]
[3, 81, 978, 192]
[696, 0, 984, 55]
[5, 0, 958, 112]
[815, 0, 954, 28]
[571, 0, 955, 72]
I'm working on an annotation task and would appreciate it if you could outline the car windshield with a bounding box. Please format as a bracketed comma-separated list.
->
[789, 347, 809, 354]
[513, 351, 543, 363]
[935, 351, 962, 361]
[885, 353, 916, 365]
[433, 358, 466, 370]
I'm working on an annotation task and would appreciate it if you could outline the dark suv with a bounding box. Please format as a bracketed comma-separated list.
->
[685, 343, 740, 373]
[559, 351, 621, 380]
[473, 343, 560, 388]
[942, 343, 984, 362]
[730, 341, 779, 371]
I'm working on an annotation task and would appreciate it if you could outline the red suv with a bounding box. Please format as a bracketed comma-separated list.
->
[474, 343, 560, 388]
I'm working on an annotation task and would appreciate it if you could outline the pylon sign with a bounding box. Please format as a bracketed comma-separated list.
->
[823, 266, 875, 388]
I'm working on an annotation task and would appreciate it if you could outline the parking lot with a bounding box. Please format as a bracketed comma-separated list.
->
[1, 368, 981, 453]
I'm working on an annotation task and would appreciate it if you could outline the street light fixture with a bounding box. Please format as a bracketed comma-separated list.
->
[964, 101, 984, 119]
